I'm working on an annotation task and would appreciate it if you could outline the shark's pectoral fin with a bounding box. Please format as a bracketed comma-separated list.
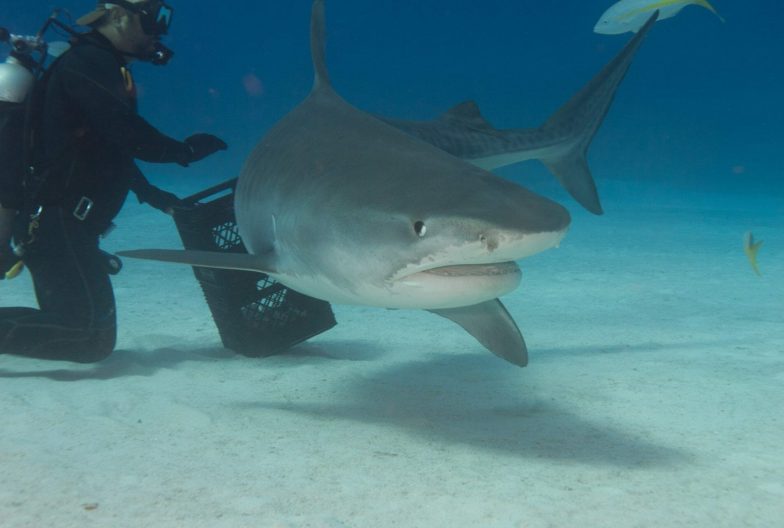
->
[542, 151, 603, 215]
[117, 248, 276, 274]
[429, 299, 528, 367]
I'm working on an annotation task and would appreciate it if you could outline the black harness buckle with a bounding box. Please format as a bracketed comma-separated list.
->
[73, 196, 93, 221]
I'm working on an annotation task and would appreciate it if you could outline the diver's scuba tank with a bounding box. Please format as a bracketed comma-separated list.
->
[0, 22, 69, 105]
[1, 19, 71, 101]
[0, 30, 37, 279]
[0, 27, 44, 215]
[0, 28, 39, 211]
[0, 19, 70, 279]
[0, 16, 74, 211]
[0, 46, 36, 104]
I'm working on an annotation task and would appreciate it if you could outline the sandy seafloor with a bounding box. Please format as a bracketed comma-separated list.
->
[0, 177, 781, 528]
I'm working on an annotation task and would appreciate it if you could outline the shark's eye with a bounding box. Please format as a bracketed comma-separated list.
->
[414, 221, 427, 237]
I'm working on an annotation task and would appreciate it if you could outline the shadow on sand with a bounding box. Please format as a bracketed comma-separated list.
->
[235, 350, 690, 468]
[0, 338, 388, 381]
[0, 346, 233, 381]
[1, 338, 691, 467]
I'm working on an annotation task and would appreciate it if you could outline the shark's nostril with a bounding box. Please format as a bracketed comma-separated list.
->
[480, 233, 499, 251]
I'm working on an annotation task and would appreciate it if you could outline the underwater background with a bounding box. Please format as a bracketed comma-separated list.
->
[1, 1, 782, 527]
[4, 0, 783, 196]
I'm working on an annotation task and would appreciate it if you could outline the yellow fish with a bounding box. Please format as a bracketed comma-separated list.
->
[743, 231, 763, 276]
[595, 0, 724, 34]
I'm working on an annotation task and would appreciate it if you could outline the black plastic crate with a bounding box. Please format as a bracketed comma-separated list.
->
[172, 179, 337, 357]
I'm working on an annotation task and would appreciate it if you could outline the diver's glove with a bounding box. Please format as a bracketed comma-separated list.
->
[177, 134, 227, 166]
[138, 186, 188, 215]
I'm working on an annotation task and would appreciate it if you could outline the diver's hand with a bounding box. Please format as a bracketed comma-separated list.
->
[142, 187, 188, 215]
[182, 134, 227, 164]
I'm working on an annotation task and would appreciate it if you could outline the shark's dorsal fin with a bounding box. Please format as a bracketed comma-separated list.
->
[311, 0, 330, 92]
[439, 100, 495, 131]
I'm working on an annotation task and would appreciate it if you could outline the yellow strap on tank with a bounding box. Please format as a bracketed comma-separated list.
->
[4, 259, 24, 280]
[120, 66, 135, 94]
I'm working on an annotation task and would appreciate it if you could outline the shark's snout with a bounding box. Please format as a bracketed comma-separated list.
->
[545, 199, 572, 233]
[506, 192, 571, 248]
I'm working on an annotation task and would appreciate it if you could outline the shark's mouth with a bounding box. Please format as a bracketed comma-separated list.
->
[418, 261, 520, 278]
[388, 260, 522, 309]
[393, 227, 567, 284]
[380, 227, 566, 308]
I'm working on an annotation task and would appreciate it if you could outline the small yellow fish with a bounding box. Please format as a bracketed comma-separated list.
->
[743, 231, 763, 276]
[595, 0, 724, 35]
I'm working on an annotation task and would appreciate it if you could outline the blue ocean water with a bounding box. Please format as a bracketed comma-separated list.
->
[4, 0, 782, 198]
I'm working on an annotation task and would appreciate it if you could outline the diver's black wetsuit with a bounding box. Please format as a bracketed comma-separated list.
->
[0, 32, 194, 363]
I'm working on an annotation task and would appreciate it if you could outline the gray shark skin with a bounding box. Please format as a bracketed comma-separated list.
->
[120, 0, 575, 367]
[379, 12, 658, 215]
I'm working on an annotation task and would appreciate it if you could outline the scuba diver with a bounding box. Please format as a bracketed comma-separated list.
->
[0, 0, 227, 362]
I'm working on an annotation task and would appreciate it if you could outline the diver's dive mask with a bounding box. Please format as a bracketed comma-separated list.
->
[105, 0, 174, 65]
[109, 0, 173, 37]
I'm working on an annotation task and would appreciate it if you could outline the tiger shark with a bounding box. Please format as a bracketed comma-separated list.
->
[120, 2, 655, 367]
[381, 11, 658, 215]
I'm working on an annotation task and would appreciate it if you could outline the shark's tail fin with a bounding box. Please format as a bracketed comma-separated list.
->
[311, 0, 331, 92]
[539, 11, 658, 215]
